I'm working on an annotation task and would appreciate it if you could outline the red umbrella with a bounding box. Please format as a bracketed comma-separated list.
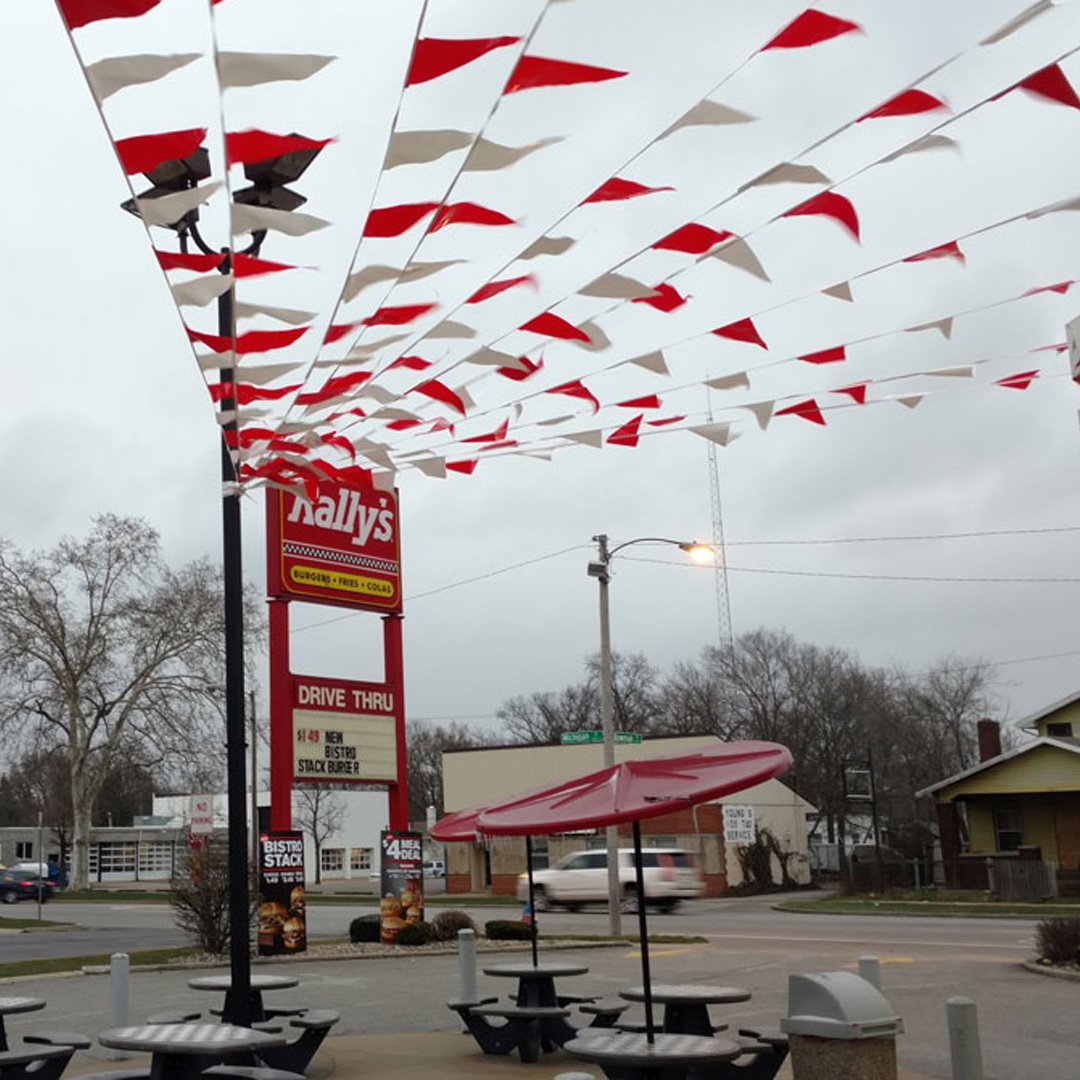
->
[476, 742, 791, 1041]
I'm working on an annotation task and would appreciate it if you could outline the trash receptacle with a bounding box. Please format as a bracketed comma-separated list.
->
[781, 971, 904, 1080]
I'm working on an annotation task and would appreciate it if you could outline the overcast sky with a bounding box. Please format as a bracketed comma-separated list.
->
[6, 0, 1080, 751]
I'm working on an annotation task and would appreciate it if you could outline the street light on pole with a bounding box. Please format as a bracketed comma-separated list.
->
[120, 142, 322, 1026]
[587, 535, 714, 937]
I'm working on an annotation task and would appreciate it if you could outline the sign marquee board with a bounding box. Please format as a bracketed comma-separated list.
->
[292, 674, 397, 784]
[267, 484, 402, 612]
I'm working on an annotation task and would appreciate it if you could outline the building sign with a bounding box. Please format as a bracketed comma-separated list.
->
[257, 832, 306, 956]
[379, 830, 423, 945]
[267, 483, 402, 612]
[291, 675, 397, 784]
[723, 804, 756, 845]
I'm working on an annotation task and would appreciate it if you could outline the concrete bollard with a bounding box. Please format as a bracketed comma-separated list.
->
[946, 997, 984, 1080]
[110, 953, 130, 1059]
[458, 928, 478, 1002]
[858, 956, 882, 992]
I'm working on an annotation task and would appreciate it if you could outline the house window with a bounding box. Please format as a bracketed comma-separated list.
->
[993, 807, 1023, 852]
[321, 848, 344, 874]
[1047, 722, 1073, 738]
[349, 848, 371, 872]
[15, 842, 32, 860]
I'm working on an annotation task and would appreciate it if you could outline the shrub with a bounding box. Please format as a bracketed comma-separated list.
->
[1035, 917, 1080, 964]
[430, 909, 477, 942]
[485, 918, 534, 940]
[349, 914, 381, 943]
[169, 841, 241, 956]
[396, 920, 434, 946]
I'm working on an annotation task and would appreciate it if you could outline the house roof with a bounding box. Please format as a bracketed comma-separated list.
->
[1016, 689, 1080, 732]
[915, 737, 1080, 798]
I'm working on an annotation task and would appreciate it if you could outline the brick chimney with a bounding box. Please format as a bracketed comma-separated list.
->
[977, 718, 1002, 762]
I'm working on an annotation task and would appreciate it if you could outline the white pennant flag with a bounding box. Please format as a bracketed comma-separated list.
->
[217, 52, 335, 88]
[86, 53, 200, 100]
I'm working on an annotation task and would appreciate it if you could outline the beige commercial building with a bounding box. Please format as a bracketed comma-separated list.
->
[440, 735, 813, 896]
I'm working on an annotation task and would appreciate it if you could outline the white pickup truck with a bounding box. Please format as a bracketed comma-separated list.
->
[517, 847, 704, 912]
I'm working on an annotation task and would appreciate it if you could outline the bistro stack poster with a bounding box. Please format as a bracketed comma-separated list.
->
[379, 830, 423, 944]
[258, 831, 307, 956]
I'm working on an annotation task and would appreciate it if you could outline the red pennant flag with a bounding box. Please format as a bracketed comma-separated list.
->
[427, 418, 455, 435]
[446, 459, 478, 475]
[904, 240, 966, 266]
[225, 130, 334, 167]
[504, 55, 627, 94]
[632, 284, 687, 312]
[520, 313, 591, 342]
[386, 418, 423, 431]
[617, 395, 661, 409]
[799, 345, 846, 364]
[858, 89, 947, 122]
[584, 178, 674, 204]
[653, 224, 734, 255]
[236, 327, 308, 354]
[387, 356, 432, 372]
[762, 9, 861, 50]
[235, 427, 275, 448]
[833, 383, 867, 404]
[608, 414, 644, 447]
[467, 275, 536, 304]
[405, 36, 520, 87]
[430, 202, 516, 230]
[548, 380, 600, 413]
[223, 383, 301, 405]
[266, 437, 310, 455]
[784, 191, 860, 240]
[1010, 64, 1080, 110]
[115, 128, 206, 175]
[58, 0, 161, 29]
[414, 379, 467, 415]
[323, 322, 361, 345]
[363, 303, 437, 326]
[478, 440, 518, 452]
[295, 371, 372, 405]
[233, 254, 302, 278]
[995, 369, 1039, 390]
[648, 415, 685, 427]
[712, 317, 767, 350]
[1022, 281, 1074, 297]
[497, 357, 544, 381]
[320, 433, 356, 460]
[187, 328, 231, 353]
[775, 398, 826, 425]
[462, 419, 510, 443]
[363, 202, 439, 238]
[156, 250, 225, 273]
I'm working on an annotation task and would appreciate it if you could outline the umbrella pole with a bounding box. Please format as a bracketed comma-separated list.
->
[632, 820, 656, 1043]
[526, 835, 538, 967]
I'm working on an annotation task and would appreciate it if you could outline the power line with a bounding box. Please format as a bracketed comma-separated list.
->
[724, 525, 1080, 547]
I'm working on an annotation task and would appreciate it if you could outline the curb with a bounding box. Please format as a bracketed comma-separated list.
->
[771, 901, 1063, 920]
[1021, 959, 1080, 981]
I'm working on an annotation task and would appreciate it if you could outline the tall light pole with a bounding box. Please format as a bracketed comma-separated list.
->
[121, 143, 322, 1026]
[588, 535, 714, 937]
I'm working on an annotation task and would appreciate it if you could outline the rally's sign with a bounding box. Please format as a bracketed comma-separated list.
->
[291, 674, 397, 784]
[257, 832, 306, 957]
[267, 483, 402, 612]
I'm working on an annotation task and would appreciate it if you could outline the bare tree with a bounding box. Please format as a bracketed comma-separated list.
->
[0, 516, 233, 889]
[293, 786, 345, 884]
[406, 720, 487, 822]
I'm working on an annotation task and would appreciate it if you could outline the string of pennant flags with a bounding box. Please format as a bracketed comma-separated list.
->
[53, 0, 1080, 497]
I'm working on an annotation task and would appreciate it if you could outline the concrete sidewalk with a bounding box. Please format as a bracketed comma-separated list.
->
[66, 1030, 932, 1080]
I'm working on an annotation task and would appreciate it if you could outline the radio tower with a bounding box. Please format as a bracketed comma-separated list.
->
[706, 401, 735, 656]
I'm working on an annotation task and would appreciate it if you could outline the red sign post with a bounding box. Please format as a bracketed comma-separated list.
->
[266, 484, 409, 834]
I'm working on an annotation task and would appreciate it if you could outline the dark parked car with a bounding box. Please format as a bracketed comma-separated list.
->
[0, 869, 56, 904]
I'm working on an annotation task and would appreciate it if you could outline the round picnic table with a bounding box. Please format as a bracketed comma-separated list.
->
[98, 1023, 285, 1080]
[187, 973, 299, 1024]
[482, 962, 589, 1007]
[563, 1031, 741, 1080]
[620, 983, 751, 1037]
[0, 996, 45, 1052]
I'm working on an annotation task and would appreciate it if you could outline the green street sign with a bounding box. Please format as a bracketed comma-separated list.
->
[560, 731, 642, 745]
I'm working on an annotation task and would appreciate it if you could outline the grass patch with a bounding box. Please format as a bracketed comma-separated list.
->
[0, 946, 201, 980]
[0, 915, 71, 930]
[778, 897, 1080, 918]
[51, 891, 172, 903]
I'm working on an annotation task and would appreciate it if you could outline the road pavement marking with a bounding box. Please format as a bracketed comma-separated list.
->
[842, 956, 914, 968]
[625, 948, 694, 959]
[703, 932, 1029, 952]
